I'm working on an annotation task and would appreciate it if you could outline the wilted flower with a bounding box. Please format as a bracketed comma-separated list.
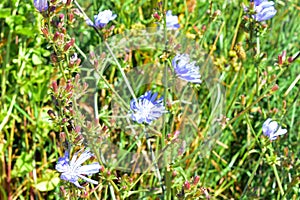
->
[245, 0, 277, 22]
[55, 150, 100, 188]
[262, 118, 287, 141]
[87, 10, 117, 29]
[33, 0, 48, 13]
[166, 10, 180, 30]
[130, 91, 166, 124]
[172, 54, 202, 83]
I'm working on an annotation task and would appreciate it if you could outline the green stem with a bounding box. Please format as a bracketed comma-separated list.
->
[272, 164, 285, 196]
[240, 150, 265, 199]
[144, 126, 165, 195]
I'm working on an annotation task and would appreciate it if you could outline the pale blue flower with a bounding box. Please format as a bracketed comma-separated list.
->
[130, 91, 166, 124]
[55, 150, 100, 188]
[172, 54, 202, 83]
[166, 10, 180, 30]
[251, 0, 277, 21]
[34, 0, 48, 13]
[262, 118, 287, 141]
[87, 10, 117, 29]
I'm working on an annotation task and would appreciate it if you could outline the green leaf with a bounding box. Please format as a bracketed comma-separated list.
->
[35, 171, 60, 192]
[0, 8, 11, 18]
[32, 53, 43, 65]
[11, 151, 34, 178]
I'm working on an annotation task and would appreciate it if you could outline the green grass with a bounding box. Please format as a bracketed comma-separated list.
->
[0, 0, 299, 199]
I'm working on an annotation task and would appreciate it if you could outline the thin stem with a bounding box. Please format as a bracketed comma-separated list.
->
[144, 126, 165, 195]
[272, 164, 285, 196]
[104, 41, 137, 102]
[240, 150, 265, 199]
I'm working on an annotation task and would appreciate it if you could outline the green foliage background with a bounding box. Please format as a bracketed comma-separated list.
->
[0, 0, 299, 199]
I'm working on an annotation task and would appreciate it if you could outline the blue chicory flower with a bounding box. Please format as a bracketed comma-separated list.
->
[262, 118, 287, 141]
[248, 0, 277, 21]
[87, 10, 117, 29]
[55, 150, 100, 188]
[172, 54, 202, 84]
[166, 10, 180, 30]
[130, 91, 167, 124]
[33, 0, 48, 13]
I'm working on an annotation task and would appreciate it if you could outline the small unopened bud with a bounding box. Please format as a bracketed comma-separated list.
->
[193, 175, 200, 185]
[61, 27, 67, 35]
[241, 95, 246, 106]
[64, 38, 75, 51]
[74, 125, 81, 133]
[172, 170, 177, 177]
[99, 165, 105, 172]
[250, 2, 254, 9]
[53, 32, 60, 42]
[51, 81, 58, 93]
[60, 186, 66, 196]
[59, 132, 66, 142]
[271, 84, 279, 92]
[47, 110, 56, 119]
[74, 134, 83, 143]
[184, 181, 190, 190]
[41, 27, 49, 38]
[68, 13, 75, 23]
[153, 12, 160, 20]
[59, 13, 65, 21]
[213, 10, 221, 18]
[65, 82, 73, 92]
[278, 54, 283, 65]
[243, 15, 249, 21]
[50, 53, 58, 63]
[262, 24, 268, 29]
[288, 57, 293, 63]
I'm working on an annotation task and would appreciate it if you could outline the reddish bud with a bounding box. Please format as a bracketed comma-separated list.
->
[47, 110, 56, 119]
[41, 27, 49, 38]
[59, 13, 65, 21]
[59, 132, 66, 142]
[74, 125, 81, 133]
[278, 54, 283, 65]
[60, 186, 66, 196]
[74, 134, 83, 143]
[51, 81, 58, 93]
[64, 38, 75, 52]
[172, 170, 177, 177]
[288, 57, 293, 63]
[271, 84, 279, 92]
[184, 181, 190, 190]
[62, 118, 68, 123]
[50, 53, 58, 63]
[53, 32, 60, 42]
[61, 27, 67, 35]
[153, 12, 160, 20]
[193, 175, 200, 185]
[68, 13, 75, 23]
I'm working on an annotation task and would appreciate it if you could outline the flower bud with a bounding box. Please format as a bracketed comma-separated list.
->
[63, 38, 75, 52]
[193, 175, 200, 185]
[153, 12, 160, 20]
[47, 110, 56, 119]
[184, 181, 190, 190]
[271, 84, 279, 92]
[41, 27, 49, 38]
[59, 132, 66, 142]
